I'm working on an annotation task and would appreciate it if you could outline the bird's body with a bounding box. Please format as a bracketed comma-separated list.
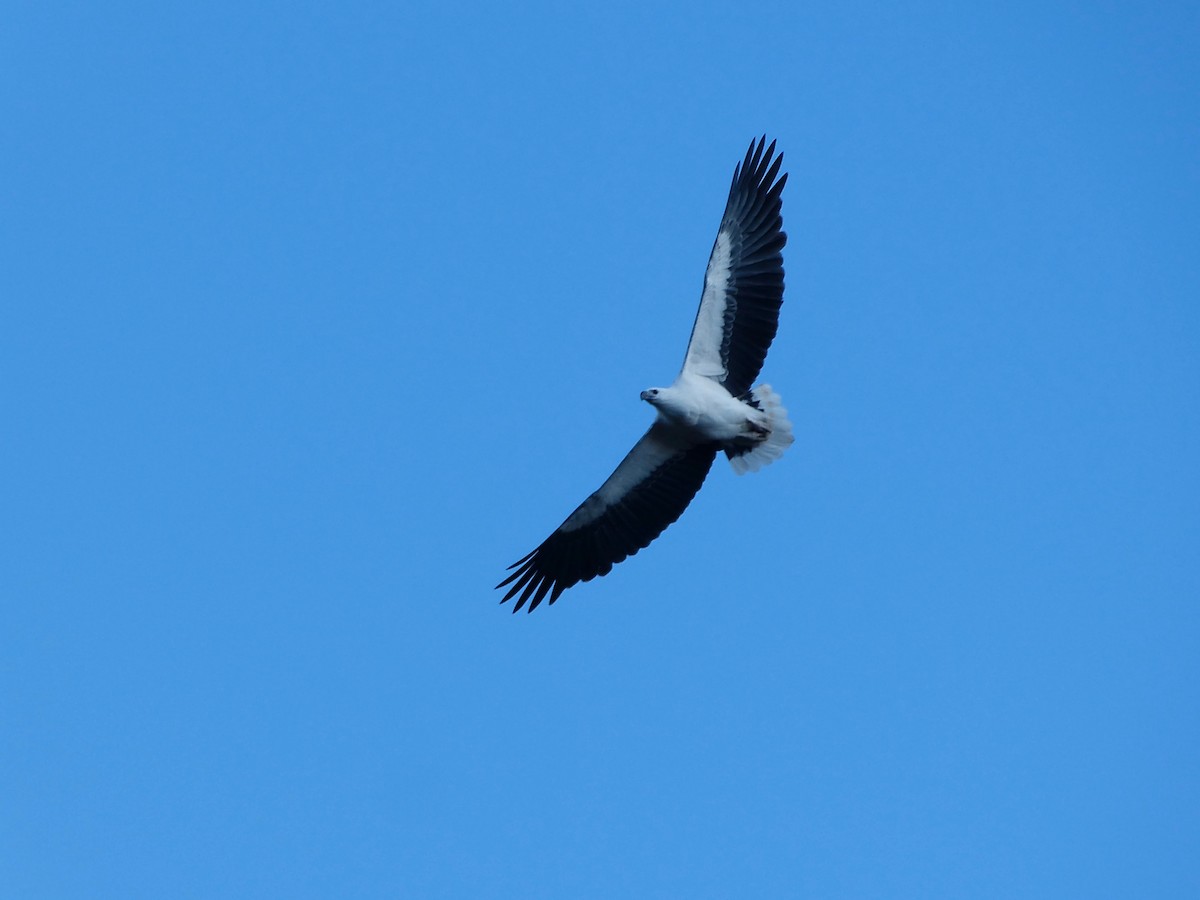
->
[643, 373, 755, 439]
[498, 137, 793, 611]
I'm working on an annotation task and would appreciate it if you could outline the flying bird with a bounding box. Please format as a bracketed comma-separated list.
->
[498, 136, 793, 612]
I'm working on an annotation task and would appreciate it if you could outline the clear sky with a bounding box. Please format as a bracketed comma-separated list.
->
[3, 1, 1197, 897]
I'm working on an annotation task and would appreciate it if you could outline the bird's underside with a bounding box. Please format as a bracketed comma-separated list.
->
[497, 136, 791, 612]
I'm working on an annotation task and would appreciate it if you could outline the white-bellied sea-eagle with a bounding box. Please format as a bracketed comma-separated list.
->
[497, 136, 793, 612]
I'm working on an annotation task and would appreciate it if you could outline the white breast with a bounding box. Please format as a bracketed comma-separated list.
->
[663, 373, 750, 441]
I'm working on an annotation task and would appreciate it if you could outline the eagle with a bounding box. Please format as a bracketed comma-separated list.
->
[498, 136, 793, 612]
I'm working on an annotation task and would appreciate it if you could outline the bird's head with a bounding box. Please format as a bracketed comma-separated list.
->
[640, 387, 664, 406]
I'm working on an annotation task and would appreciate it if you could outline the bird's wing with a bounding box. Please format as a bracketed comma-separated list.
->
[681, 136, 787, 397]
[497, 422, 718, 612]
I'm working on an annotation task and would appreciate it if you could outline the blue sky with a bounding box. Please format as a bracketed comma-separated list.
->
[3, 1, 1197, 896]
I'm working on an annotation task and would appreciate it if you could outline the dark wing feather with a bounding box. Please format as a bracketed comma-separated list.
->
[681, 136, 787, 397]
[496, 424, 718, 612]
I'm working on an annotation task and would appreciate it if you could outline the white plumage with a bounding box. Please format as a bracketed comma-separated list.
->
[498, 137, 793, 611]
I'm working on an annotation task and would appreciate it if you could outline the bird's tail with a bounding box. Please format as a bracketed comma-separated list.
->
[726, 384, 794, 475]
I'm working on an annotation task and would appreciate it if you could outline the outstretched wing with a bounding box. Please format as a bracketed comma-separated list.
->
[681, 136, 787, 397]
[497, 423, 719, 612]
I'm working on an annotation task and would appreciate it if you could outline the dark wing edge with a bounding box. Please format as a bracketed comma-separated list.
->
[496, 432, 719, 613]
[687, 135, 788, 397]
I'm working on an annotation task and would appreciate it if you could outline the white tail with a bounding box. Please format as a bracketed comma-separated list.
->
[728, 384, 794, 475]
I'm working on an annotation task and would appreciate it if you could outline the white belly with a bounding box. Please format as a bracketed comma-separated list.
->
[659, 374, 756, 441]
